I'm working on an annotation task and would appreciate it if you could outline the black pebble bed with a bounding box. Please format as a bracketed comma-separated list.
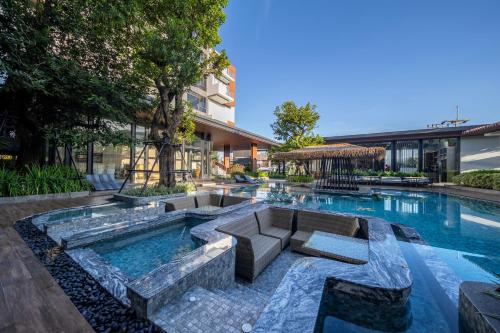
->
[14, 218, 163, 333]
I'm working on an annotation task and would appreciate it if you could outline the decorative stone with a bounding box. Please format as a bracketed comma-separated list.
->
[459, 281, 500, 333]
[189, 296, 196, 302]
[242, 323, 253, 332]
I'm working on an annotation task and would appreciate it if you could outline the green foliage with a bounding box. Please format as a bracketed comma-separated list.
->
[130, 0, 229, 186]
[228, 164, 245, 177]
[258, 171, 269, 178]
[0, 165, 91, 197]
[123, 183, 195, 197]
[270, 101, 324, 156]
[353, 169, 425, 177]
[452, 170, 500, 190]
[269, 173, 287, 179]
[0, 0, 149, 163]
[286, 174, 314, 183]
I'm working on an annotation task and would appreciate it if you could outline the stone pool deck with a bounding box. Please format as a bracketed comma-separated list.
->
[0, 195, 111, 333]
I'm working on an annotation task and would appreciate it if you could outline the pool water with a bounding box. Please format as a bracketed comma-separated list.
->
[315, 240, 458, 333]
[263, 188, 500, 281]
[91, 217, 207, 279]
[46, 202, 150, 223]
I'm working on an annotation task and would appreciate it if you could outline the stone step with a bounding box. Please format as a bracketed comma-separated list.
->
[151, 286, 263, 333]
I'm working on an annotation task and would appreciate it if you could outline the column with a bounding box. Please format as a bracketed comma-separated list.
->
[130, 124, 136, 183]
[418, 139, 423, 172]
[64, 143, 72, 167]
[86, 141, 94, 175]
[223, 145, 231, 169]
[251, 143, 258, 172]
[391, 141, 397, 171]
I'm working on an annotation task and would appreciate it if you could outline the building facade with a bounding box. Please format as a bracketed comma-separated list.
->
[324, 122, 500, 182]
[0, 64, 278, 183]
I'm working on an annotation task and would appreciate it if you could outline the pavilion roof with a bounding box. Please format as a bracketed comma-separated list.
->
[272, 143, 386, 160]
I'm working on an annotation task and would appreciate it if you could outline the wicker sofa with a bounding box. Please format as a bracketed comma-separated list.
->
[290, 210, 360, 256]
[164, 194, 248, 212]
[216, 213, 282, 281]
[255, 207, 294, 250]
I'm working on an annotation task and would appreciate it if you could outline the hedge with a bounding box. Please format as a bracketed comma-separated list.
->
[123, 183, 196, 197]
[286, 174, 314, 183]
[452, 170, 500, 190]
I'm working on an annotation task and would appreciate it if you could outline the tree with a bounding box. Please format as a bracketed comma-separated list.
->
[270, 101, 324, 174]
[0, 0, 149, 167]
[129, 0, 229, 187]
[271, 101, 324, 151]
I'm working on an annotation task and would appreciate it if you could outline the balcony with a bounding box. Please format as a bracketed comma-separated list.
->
[207, 78, 234, 104]
[218, 68, 235, 84]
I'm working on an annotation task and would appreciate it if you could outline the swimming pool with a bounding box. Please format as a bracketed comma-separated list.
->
[257, 187, 500, 282]
[91, 217, 207, 279]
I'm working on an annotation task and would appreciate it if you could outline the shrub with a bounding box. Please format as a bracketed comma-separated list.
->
[258, 171, 269, 178]
[286, 174, 314, 183]
[452, 170, 500, 190]
[228, 164, 245, 177]
[123, 182, 195, 197]
[269, 172, 286, 179]
[0, 165, 91, 197]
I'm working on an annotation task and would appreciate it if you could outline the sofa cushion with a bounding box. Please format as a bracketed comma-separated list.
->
[252, 234, 281, 279]
[196, 194, 222, 208]
[255, 207, 293, 232]
[222, 195, 248, 207]
[164, 196, 196, 212]
[297, 210, 359, 237]
[260, 227, 292, 250]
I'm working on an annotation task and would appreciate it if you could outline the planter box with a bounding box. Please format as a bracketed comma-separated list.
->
[459, 281, 500, 333]
[0, 191, 90, 205]
[113, 192, 187, 205]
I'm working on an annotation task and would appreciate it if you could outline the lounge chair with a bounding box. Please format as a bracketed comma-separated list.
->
[216, 213, 281, 281]
[86, 174, 106, 191]
[255, 207, 293, 250]
[234, 175, 247, 183]
[291, 210, 360, 255]
[243, 175, 261, 184]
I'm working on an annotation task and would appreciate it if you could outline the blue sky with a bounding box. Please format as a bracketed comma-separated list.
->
[219, 0, 500, 139]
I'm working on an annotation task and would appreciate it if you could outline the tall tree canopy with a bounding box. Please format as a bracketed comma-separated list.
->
[130, 0, 229, 186]
[0, 0, 149, 166]
[1, 0, 229, 187]
[271, 101, 324, 152]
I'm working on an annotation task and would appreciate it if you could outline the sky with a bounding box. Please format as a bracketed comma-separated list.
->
[218, 0, 500, 139]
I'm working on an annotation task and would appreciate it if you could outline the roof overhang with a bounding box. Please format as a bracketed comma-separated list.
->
[194, 114, 279, 151]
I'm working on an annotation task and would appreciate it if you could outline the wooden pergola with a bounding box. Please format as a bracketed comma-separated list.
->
[273, 143, 386, 191]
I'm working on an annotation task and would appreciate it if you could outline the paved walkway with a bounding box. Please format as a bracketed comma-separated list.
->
[0, 195, 112, 333]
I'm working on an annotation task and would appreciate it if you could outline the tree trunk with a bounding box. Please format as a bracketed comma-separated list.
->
[15, 124, 45, 168]
[158, 143, 176, 187]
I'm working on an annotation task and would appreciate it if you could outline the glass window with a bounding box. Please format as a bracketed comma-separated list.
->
[396, 141, 419, 173]
[92, 144, 130, 180]
[193, 76, 206, 90]
[187, 91, 206, 113]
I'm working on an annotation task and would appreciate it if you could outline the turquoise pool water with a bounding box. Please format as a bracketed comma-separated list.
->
[45, 201, 159, 223]
[259, 188, 500, 281]
[91, 217, 207, 279]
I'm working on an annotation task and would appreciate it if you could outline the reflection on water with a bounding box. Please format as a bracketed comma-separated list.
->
[315, 288, 412, 333]
[295, 191, 500, 278]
